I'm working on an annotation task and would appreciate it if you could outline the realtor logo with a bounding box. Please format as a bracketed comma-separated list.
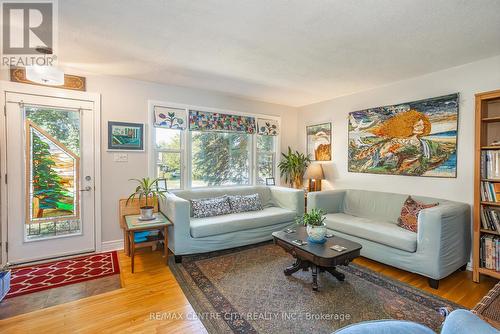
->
[1, 0, 58, 67]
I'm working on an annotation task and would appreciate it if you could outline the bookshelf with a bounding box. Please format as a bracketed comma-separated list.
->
[474, 89, 500, 282]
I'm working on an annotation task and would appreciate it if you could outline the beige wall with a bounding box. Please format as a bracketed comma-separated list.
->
[83, 75, 298, 243]
[297, 55, 500, 205]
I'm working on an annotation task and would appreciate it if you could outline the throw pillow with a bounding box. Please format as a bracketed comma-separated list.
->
[398, 196, 438, 233]
[190, 196, 232, 218]
[228, 194, 263, 213]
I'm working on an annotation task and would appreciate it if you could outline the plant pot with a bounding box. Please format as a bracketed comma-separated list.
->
[293, 176, 304, 189]
[306, 222, 327, 244]
[140, 206, 154, 220]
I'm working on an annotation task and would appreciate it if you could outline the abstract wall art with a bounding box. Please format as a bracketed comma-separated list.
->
[306, 122, 332, 161]
[348, 93, 459, 177]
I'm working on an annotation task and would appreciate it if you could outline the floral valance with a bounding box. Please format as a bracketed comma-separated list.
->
[154, 106, 186, 130]
[189, 110, 256, 134]
[257, 118, 279, 136]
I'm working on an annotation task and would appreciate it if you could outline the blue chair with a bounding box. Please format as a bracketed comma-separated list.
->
[334, 309, 498, 334]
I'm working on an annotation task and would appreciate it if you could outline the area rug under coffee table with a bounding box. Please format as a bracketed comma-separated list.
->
[170, 243, 461, 334]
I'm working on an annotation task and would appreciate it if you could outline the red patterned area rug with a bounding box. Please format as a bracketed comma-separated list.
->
[6, 251, 120, 298]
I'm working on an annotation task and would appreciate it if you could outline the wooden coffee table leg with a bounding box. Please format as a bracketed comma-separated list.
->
[325, 267, 345, 281]
[284, 258, 308, 276]
[311, 264, 319, 291]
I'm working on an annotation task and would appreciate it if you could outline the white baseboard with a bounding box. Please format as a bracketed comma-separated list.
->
[466, 262, 472, 271]
[101, 239, 124, 252]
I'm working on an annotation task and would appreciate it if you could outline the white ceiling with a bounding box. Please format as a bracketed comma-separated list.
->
[59, 0, 500, 107]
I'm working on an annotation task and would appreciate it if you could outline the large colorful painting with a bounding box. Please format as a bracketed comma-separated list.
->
[348, 93, 459, 177]
[108, 121, 144, 151]
[307, 122, 332, 161]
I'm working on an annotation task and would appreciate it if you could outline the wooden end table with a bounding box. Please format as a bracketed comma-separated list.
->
[273, 226, 362, 291]
[124, 213, 173, 273]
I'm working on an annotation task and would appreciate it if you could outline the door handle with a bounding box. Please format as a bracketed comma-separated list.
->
[80, 186, 92, 192]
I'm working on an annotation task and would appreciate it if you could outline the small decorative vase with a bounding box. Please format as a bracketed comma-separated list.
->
[306, 223, 327, 244]
[140, 206, 154, 220]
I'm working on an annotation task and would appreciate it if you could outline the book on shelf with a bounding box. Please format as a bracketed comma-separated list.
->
[480, 235, 500, 271]
[480, 206, 500, 231]
[480, 181, 500, 202]
[481, 150, 500, 179]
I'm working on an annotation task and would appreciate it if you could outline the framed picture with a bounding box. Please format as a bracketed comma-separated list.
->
[306, 122, 332, 161]
[156, 178, 168, 192]
[265, 177, 276, 186]
[348, 93, 458, 178]
[107, 121, 144, 151]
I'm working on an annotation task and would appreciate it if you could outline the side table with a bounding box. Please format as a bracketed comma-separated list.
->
[124, 213, 173, 273]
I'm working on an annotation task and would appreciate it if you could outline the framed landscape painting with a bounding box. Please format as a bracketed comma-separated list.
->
[108, 121, 144, 151]
[306, 122, 332, 161]
[348, 93, 459, 178]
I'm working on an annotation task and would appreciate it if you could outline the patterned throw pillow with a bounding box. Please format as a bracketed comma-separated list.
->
[228, 194, 263, 213]
[398, 196, 438, 233]
[190, 196, 232, 218]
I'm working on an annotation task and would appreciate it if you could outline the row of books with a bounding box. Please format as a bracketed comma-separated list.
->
[480, 206, 500, 231]
[480, 235, 500, 271]
[480, 181, 500, 202]
[481, 150, 500, 179]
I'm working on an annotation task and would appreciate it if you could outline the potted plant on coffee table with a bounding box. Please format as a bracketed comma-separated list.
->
[278, 147, 311, 188]
[296, 208, 327, 243]
[126, 177, 166, 220]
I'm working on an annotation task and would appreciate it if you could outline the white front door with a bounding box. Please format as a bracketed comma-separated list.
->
[2, 90, 98, 264]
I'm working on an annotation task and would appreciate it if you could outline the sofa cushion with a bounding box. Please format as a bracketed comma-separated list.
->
[190, 196, 231, 218]
[343, 189, 408, 223]
[190, 207, 296, 238]
[398, 196, 438, 233]
[175, 186, 274, 208]
[324, 213, 417, 252]
[228, 194, 263, 213]
[342, 189, 443, 224]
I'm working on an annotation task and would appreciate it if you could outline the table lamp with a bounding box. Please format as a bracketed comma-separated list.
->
[305, 163, 324, 192]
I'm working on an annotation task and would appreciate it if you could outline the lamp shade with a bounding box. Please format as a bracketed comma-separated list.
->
[305, 163, 324, 180]
[26, 66, 64, 86]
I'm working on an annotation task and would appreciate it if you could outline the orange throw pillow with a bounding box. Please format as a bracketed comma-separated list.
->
[397, 196, 438, 233]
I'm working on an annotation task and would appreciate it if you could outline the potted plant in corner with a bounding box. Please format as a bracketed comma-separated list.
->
[126, 177, 166, 220]
[296, 208, 327, 243]
[278, 147, 311, 188]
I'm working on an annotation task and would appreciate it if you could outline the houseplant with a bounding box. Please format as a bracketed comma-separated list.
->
[278, 147, 311, 188]
[126, 177, 166, 220]
[296, 208, 327, 243]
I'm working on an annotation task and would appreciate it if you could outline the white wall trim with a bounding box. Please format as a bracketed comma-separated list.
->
[101, 239, 124, 252]
[466, 261, 472, 272]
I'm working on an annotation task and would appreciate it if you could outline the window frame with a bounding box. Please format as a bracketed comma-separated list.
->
[148, 100, 281, 191]
[152, 128, 184, 190]
[189, 130, 253, 189]
[256, 134, 277, 184]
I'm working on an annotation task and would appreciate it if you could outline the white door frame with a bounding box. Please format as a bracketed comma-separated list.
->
[0, 81, 102, 265]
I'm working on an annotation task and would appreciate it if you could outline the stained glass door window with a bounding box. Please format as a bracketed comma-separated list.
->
[24, 107, 81, 240]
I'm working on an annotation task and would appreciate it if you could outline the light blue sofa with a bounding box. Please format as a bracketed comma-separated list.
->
[334, 309, 498, 334]
[160, 186, 304, 261]
[308, 189, 470, 288]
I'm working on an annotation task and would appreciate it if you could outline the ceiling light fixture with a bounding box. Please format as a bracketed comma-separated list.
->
[25, 46, 65, 86]
[25, 65, 65, 86]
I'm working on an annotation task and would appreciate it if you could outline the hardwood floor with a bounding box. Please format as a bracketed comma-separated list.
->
[0, 249, 496, 333]
[352, 257, 497, 309]
[0, 250, 207, 334]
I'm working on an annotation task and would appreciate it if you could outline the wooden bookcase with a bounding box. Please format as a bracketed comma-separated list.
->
[473, 89, 500, 282]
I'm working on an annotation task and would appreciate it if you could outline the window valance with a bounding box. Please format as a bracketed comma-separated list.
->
[189, 110, 256, 134]
[257, 118, 279, 136]
[154, 106, 187, 130]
